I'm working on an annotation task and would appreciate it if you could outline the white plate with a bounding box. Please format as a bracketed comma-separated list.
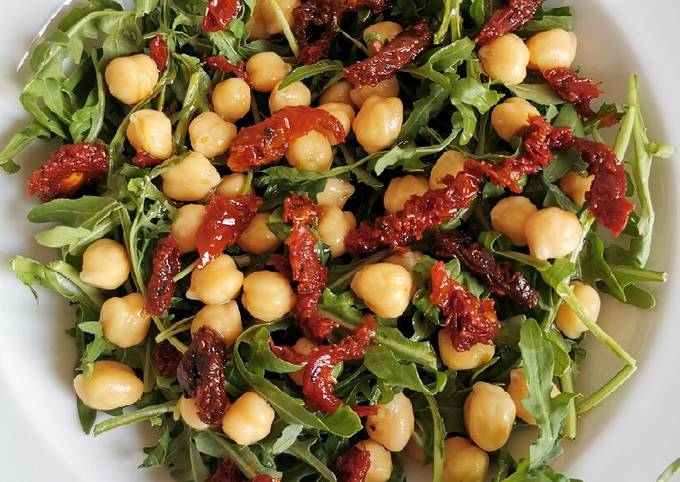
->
[0, 1, 678, 481]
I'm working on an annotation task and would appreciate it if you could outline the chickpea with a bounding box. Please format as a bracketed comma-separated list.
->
[269, 80, 312, 113]
[350, 78, 400, 108]
[320, 80, 354, 106]
[443, 437, 490, 482]
[285, 131, 333, 172]
[478, 33, 530, 85]
[187, 254, 244, 305]
[289, 337, 316, 385]
[212, 78, 251, 122]
[317, 206, 356, 257]
[189, 112, 237, 158]
[555, 281, 600, 339]
[430, 151, 467, 189]
[221, 391, 275, 445]
[364, 21, 403, 55]
[79, 238, 131, 290]
[237, 212, 281, 255]
[383, 175, 429, 214]
[463, 382, 516, 452]
[191, 301, 243, 347]
[246, 52, 292, 93]
[73, 360, 143, 411]
[246, 2, 269, 40]
[559, 172, 594, 207]
[180, 395, 211, 431]
[355, 440, 393, 482]
[525, 207, 583, 260]
[366, 392, 415, 452]
[384, 250, 423, 272]
[439, 330, 495, 371]
[316, 177, 355, 208]
[354, 96, 403, 153]
[100, 293, 151, 348]
[127, 109, 174, 160]
[105, 54, 159, 105]
[260, 0, 300, 35]
[242, 271, 296, 322]
[351, 263, 413, 318]
[506, 368, 561, 425]
[161, 151, 221, 202]
[527, 28, 578, 72]
[171, 204, 207, 254]
[491, 98, 541, 142]
[490, 196, 538, 247]
[318, 103, 355, 144]
[216, 173, 253, 198]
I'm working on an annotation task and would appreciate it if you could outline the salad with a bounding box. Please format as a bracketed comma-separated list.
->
[1, 0, 673, 481]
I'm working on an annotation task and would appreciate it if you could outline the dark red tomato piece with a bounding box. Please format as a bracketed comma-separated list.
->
[144, 236, 182, 316]
[334, 446, 372, 482]
[148, 34, 169, 72]
[204, 55, 251, 85]
[132, 150, 163, 168]
[203, 0, 241, 33]
[543, 67, 603, 121]
[153, 341, 182, 377]
[474, 0, 543, 46]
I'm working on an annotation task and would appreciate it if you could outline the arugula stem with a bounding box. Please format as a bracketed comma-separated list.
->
[173, 260, 197, 283]
[339, 28, 371, 56]
[425, 394, 445, 482]
[326, 250, 390, 292]
[576, 364, 637, 415]
[93, 401, 176, 436]
[155, 316, 193, 342]
[559, 366, 577, 439]
[266, 0, 299, 57]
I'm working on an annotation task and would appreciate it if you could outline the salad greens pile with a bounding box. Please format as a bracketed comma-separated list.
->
[0, 0, 673, 481]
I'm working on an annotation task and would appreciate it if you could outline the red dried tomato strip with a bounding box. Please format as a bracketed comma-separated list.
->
[148, 34, 169, 72]
[227, 106, 345, 172]
[27, 143, 108, 202]
[153, 341, 182, 377]
[132, 150, 163, 168]
[177, 327, 229, 425]
[334, 446, 372, 482]
[251, 477, 280, 482]
[432, 230, 538, 308]
[430, 261, 499, 351]
[204, 55, 251, 85]
[352, 405, 379, 417]
[543, 67, 603, 121]
[145, 236, 182, 316]
[203, 0, 241, 33]
[208, 459, 243, 482]
[195, 194, 263, 268]
[344, 21, 433, 87]
[267, 253, 292, 279]
[474, 0, 543, 46]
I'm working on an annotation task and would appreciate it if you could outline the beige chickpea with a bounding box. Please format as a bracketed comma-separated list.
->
[105, 54, 159, 105]
[478, 33, 530, 85]
[555, 281, 601, 339]
[354, 96, 403, 154]
[285, 130, 333, 172]
[237, 212, 281, 255]
[443, 437, 490, 482]
[464, 382, 516, 451]
[491, 97, 541, 142]
[490, 196, 538, 247]
[559, 172, 594, 207]
[73, 360, 143, 411]
[161, 151, 221, 202]
[350, 78, 400, 108]
[318, 103, 355, 144]
[430, 151, 467, 189]
[171, 204, 206, 254]
[212, 78, 252, 122]
[317, 177, 355, 208]
[506, 368, 561, 425]
[221, 391, 275, 445]
[189, 112, 237, 158]
[191, 301, 243, 347]
[317, 206, 356, 257]
[364, 21, 403, 55]
[180, 395, 212, 431]
[525, 207, 583, 260]
[383, 175, 429, 214]
[242, 271, 296, 322]
[246, 2, 269, 40]
[80, 239, 131, 290]
[100, 293, 151, 348]
[127, 109, 174, 160]
[356, 440, 393, 482]
[246, 52, 292, 93]
[439, 330, 495, 371]
[351, 263, 413, 318]
[216, 173, 253, 198]
[320, 80, 353, 105]
[269, 80, 312, 113]
[187, 254, 244, 305]
[366, 392, 415, 452]
[384, 250, 423, 272]
[527, 28, 578, 72]
[260, 0, 300, 35]
[289, 337, 316, 386]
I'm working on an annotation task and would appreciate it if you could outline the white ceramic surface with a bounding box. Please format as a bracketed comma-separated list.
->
[0, 1, 678, 481]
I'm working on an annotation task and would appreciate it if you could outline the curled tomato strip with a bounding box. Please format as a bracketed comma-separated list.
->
[474, 0, 543, 46]
[148, 34, 169, 72]
[153, 341, 182, 377]
[203, 0, 241, 33]
[543, 67, 603, 121]
[334, 446, 372, 482]
[132, 150, 163, 168]
[204, 55, 251, 85]
[145, 236, 182, 316]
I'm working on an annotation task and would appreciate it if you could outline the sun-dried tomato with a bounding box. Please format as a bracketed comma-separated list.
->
[344, 21, 432, 87]
[334, 446, 372, 482]
[251, 477, 280, 482]
[27, 143, 109, 202]
[153, 341, 182, 377]
[267, 253, 292, 279]
[574, 139, 633, 236]
[204, 55, 251, 85]
[195, 194, 263, 268]
[149, 34, 169, 72]
[432, 230, 538, 308]
[144, 236, 182, 316]
[543, 67, 602, 121]
[474, 0, 543, 46]
[430, 261, 499, 351]
[203, 0, 241, 33]
[227, 106, 345, 172]
[352, 405, 379, 417]
[132, 150, 163, 168]
[208, 459, 243, 482]
[177, 327, 229, 425]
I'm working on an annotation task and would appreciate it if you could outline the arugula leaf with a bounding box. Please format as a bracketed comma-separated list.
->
[0, 122, 51, 173]
[285, 439, 337, 482]
[194, 431, 281, 478]
[93, 401, 175, 436]
[373, 127, 460, 175]
[657, 458, 680, 482]
[399, 83, 449, 142]
[508, 83, 566, 106]
[280, 60, 344, 89]
[364, 345, 447, 395]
